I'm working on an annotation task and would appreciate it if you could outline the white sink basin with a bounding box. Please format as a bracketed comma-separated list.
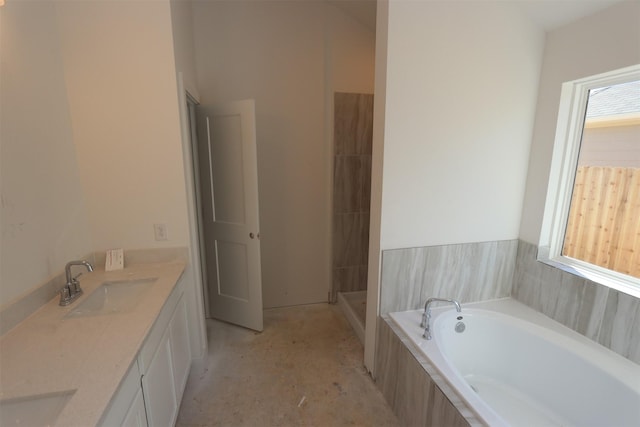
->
[0, 390, 75, 427]
[65, 278, 156, 318]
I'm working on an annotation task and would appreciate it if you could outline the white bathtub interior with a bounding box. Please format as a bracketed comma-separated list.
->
[389, 298, 640, 427]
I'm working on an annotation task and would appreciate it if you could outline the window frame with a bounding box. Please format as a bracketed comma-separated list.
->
[538, 64, 640, 299]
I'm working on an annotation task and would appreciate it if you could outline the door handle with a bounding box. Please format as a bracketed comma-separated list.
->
[249, 232, 255, 239]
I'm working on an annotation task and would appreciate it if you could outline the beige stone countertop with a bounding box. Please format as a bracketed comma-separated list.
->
[0, 260, 186, 426]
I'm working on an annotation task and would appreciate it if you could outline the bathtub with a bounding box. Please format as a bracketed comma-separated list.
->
[388, 298, 640, 427]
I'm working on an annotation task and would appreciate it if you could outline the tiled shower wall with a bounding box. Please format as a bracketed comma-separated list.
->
[513, 240, 640, 364]
[332, 93, 374, 297]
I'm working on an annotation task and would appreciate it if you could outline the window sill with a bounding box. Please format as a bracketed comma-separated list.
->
[537, 247, 640, 299]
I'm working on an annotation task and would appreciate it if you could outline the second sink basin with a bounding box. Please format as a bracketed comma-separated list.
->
[65, 278, 157, 318]
[0, 390, 75, 427]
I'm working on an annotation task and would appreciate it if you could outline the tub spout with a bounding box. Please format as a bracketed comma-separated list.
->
[421, 297, 462, 340]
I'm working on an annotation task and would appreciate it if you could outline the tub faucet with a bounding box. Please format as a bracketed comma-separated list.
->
[59, 260, 94, 306]
[421, 297, 462, 340]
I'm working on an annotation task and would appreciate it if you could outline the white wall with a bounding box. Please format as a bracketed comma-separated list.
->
[2, 0, 205, 358]
[170, 0, 200, 100]
[364, 0, 545, 372]
[55, 1, 190, 252]
[0, 2, 93, 306]
[379, 0, 544, 250]
[169, 0, 208, 360]
[192, 1, 375, 308]
[365, 0, 390, 373]
[519, 0, 640, 244]
[328, 4, 376, 94]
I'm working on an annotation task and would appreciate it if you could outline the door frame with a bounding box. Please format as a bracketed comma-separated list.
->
[186, 94, 210, 319]
[176, 73, 208, 362]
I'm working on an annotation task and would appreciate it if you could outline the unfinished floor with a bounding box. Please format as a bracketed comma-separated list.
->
[176, 303, 400, 427]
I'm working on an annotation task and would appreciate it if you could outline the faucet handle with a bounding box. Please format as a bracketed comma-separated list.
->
[59, 285, 72, 306]
[70, 273, 84, 293]
[60, 285, 71, 299]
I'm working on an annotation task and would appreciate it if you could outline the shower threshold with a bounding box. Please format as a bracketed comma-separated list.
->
[337, 291, 366, 344]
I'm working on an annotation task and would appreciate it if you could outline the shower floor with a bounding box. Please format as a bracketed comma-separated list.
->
[337, 291, 367, 344]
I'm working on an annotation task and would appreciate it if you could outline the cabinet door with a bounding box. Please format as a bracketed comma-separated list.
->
[121, 389, 147, 427]
[98, 361, 143, 427]
[170, 296, 191, 400]
[142, 328, 177, 427]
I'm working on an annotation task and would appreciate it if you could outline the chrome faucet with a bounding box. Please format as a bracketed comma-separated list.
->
[59, 260, 94, 306]
[421, 297, 462, 340]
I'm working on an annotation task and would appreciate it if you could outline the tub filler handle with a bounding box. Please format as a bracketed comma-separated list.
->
[421, 298, 462, 340]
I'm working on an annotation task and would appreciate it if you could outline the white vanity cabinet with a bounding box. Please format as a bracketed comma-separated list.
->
[169, 295, 191, 398]
[99, 360, 148, 427]
[99, 276, 191, 427]
[142, 325, 177, 426]
[121, 387, 148, 427]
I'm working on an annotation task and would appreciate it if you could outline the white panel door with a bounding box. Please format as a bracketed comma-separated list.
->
[197, 100, 263, 331]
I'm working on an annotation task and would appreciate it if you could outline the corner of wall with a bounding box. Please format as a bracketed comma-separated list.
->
[364, 0, 390, 374]
[512, 239, 640, 363]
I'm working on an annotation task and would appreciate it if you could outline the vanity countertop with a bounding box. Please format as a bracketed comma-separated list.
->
[0, 259, 186, 426]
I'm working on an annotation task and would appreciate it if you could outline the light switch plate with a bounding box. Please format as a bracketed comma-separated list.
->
[105, 248, 124, 271]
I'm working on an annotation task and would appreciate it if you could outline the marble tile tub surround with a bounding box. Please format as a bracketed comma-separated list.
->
[375, 238, 638, 425]
[375, 316, 479, 427]
[380, 239, 518, 314]
[0, 247, 188, 337]
[513, 240, 640, 364]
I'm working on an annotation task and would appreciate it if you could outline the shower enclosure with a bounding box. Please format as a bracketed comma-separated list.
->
[332, 92, 374, 343]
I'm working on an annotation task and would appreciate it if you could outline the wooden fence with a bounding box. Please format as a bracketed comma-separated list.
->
[563, 166, 640, 277]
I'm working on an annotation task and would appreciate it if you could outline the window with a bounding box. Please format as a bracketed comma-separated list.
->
[538, 64, 640, 298]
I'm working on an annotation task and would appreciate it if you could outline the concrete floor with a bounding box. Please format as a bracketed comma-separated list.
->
[176, 304, 400, 427]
